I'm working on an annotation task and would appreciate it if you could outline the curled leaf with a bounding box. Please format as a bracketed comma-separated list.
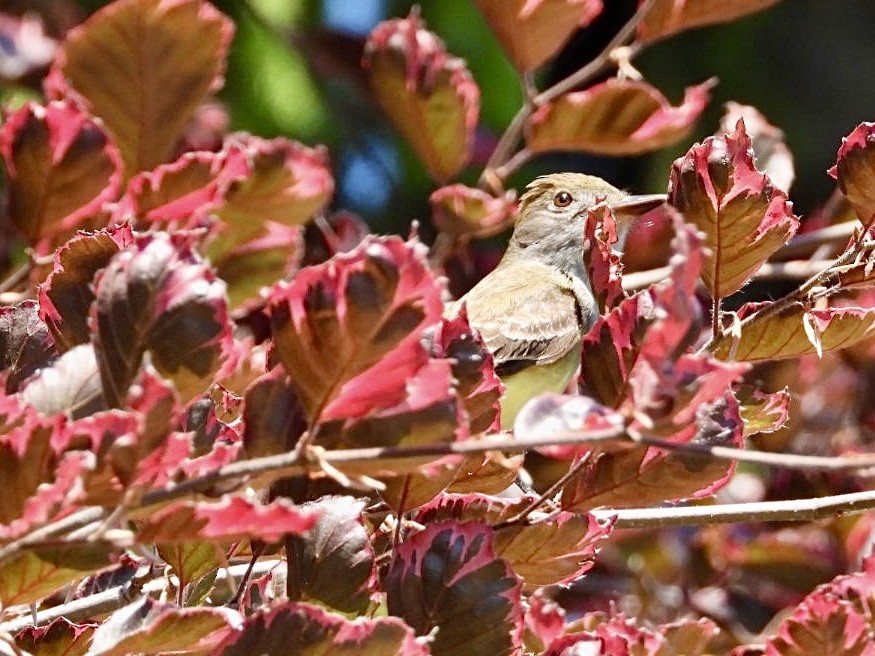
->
[829, 121, 875, 225]
[669, 119, 799, 299]
[363, 11, 480, 182]
[718, 102, 794, 193]
[430, 184, 518, 241]
[0, 100, 122, 252]
[474, 0, 603, 72]
[526, 78, 712, 156]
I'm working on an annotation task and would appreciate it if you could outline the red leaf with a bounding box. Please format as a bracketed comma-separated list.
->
[583, 204, 625, 312]
[268, 235, 445, 422]
[363, 11, 480, 182]
[474, 0, 603, 72]
[829, 121, 875, 225]
[718, 102, 794, 193]
[47, 0, 234, 176]
[39, 224, 134, 350]
[136, 496, 317, 543]
[0, 100, 122, 252]
[766, 592, 874, 656]
[526, 79, 712, 156]
[92, 231, 232, 405]
[87, 597, 240, 656]
[429, 184, 518, 241]
[669, 119, 799, 299]
[213, 602, 429, 656]
[386, 521, 523, 655]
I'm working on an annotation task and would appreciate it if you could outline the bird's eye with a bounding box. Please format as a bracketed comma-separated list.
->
[553, 191, 573, 208]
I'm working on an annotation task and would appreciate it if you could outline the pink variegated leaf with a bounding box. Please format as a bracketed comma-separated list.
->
[39, 224, 134, 351]
[526, 79, 712, 156]
[583, 204, 625, 312]
[302, 210, 370, 266]
[112, 147, 248, 229]
[213, 602, 429, 656]
[719, 102, 794, 193]
[474, 0, 602, 72]
[285, 496, 376, 613]
[47, 0, 234, 176]
[669, 119, 799, 299]
[766, 592, 875, 656]
[0, 100, 123, 252]
[714, 302, 875, 362]
[429, 184, 518, 241]
[136, 496, 317, 543]
[638, 0, 782, 43]
[524, 592, 566, 653]
[417, 493, 614, 588]
[363, 11, 480, 182]
[268, 235, 445, 422]
[387, 521, 523, 655]
[92, 232, 232, 406]
[736, 385, 791, 437]
[829, 121, 875, 225]
[562, 391, 744, 510]
[87, 597, 241, 656]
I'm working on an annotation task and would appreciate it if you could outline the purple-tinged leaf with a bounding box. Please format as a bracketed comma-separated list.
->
[429, 184, 518, 242]
[474, 0, 602, 72]
[242, 367, 306, 458]
[213, 602, 429, 655]
[39, 224, 134, 351]
[431, 307, 503, 434]
[737, 385, 791, 437]
[829, 121, 875, 225]
[669, 119, 799, 299]
[136, 496, 317, 543]
[268, 235, 445, 422]
[47, 0, 234, 176]
[363, 11, 480, 182]
[15, 618, 96, 656]
[417, 493, 614, 589]
[583, 204, 625, 312]
[638, 0, 782, 43]
[526, 79, 712, 156]
[386, 521, 522, 656]
[87, 597, 241, 656]
[0, 100, 122, 252]
[92, 231, 231, 405]
[714, 302, 875, 361]
[0, 300, 58, 394]
[285, 496, 376, 613]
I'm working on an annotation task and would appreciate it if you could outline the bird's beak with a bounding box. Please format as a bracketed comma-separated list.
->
[608, 193, 667, 216]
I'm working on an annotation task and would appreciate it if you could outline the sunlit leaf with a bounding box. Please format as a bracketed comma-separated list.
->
[669, 119, 799, 299]
[829, 121, 875, 225]
[429, 184, 517, 242]
[47, 0, 234, 176]
[363, 11, 480, 182]
[526, 79, 712, 156]
[736, 385, 791, 437]
[0, 545, 113, 606]
[0, 100, 122, 252]
[386, 521, 522, 656]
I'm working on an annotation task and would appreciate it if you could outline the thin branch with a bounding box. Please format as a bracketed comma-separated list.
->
[596, 488, 875, 529]
[479, 0, 656, 186]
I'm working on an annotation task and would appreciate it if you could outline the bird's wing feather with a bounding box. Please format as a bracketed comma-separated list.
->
[452, 262, 582, 371]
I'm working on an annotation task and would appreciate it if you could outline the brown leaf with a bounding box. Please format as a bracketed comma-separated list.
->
[829, 121, 875, 225]
[638, 0, 783, 43]
[526, 78, 712, 156]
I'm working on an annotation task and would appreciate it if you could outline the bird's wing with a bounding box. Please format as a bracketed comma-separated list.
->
[452, 262, 584, 375]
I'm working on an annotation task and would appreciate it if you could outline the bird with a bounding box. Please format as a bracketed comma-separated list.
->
[445, 173, 665, 430]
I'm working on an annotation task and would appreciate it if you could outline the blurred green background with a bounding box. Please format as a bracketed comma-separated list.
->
[7, 0, 875, 235]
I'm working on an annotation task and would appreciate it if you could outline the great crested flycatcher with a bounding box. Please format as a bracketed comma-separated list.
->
[446, 173, 665, 429]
